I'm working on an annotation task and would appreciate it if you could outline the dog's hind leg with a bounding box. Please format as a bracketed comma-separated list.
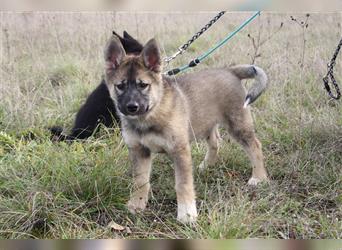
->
[127, 145, 152, 213]
[198, 125, 220, 171]
[224, 108, 268, 185]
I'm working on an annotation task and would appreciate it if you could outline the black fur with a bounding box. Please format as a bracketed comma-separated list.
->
[114, 31, 143, 55]
[50, 80, 118, 141]
[50, 31, 143, 142]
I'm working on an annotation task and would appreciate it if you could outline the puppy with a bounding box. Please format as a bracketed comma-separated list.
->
[50, 31, 143, 141]
[104, 36, 269, 223]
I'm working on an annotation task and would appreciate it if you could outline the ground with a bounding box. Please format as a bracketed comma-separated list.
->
[0, 12, 341, 239]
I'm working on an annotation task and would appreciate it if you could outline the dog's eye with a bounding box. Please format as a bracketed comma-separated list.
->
[116, 83, 126, 91]
[138, 82, 149, 90]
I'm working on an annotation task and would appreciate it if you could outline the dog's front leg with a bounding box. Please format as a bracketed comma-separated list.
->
[127, 145, 152, 214]
[170, 143, 197, 223]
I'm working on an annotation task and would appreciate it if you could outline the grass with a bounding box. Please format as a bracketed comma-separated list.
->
[0, 12, 341, 239]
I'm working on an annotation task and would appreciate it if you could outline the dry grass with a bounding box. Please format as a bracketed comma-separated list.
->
[0, 12, 341, 239]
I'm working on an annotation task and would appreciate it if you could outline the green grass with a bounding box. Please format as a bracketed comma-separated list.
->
[0, 12, 341, 239]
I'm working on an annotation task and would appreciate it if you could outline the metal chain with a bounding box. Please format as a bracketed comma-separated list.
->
[323, 36, 342, 100]
[164, 11, 226, 63]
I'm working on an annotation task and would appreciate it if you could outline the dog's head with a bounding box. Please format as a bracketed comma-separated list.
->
[104, 36, 163, 119]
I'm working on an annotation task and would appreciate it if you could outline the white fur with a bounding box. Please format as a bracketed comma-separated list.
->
[243, 97, 251, 108]
[140, 133, 173, 153]
[248, 177, 262, 186]
[177, 200, 198, 223]
[122, 129, 139, 147]
[127, 194, 148, 214]
[122, 127, 174, 153]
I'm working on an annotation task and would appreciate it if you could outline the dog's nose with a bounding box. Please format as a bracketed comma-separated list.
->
[126, 102, 139, 114]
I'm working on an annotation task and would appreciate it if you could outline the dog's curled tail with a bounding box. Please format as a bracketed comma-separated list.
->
[230, 64, 268, 108]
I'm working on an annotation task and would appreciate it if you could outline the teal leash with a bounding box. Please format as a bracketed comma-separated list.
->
[165, 11, 261, 76]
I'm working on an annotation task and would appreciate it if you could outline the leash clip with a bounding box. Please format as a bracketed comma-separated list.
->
[164, 49, 184, 64]
[189, 58, 200, 67]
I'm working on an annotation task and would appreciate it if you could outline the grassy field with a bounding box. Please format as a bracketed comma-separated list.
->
[0, 12, 341, 239]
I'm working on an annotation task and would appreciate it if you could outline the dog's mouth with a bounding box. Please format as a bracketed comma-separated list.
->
[118, 104, 150, 118]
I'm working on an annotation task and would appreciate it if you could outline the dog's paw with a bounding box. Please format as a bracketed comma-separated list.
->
[248, 176, 269, 186]
[177, 201, 198, 224]
[127, 195, 148, 214]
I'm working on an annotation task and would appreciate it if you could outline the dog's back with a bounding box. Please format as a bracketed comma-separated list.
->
[173, 65, 267, 140]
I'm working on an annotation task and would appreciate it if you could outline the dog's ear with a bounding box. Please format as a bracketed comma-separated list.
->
[112, 30, 122, 39]
[104, 36, 126, 73]
[123, 31, 135, 40]
[112, 30, 143, 55]
[141, 38, 161, 73]
[113, 31, 130, 55]
[123, 31, 143, 54]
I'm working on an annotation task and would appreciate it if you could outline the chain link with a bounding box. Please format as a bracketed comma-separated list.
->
[164, 11, 226, 63]
[323, 36, 342, 100]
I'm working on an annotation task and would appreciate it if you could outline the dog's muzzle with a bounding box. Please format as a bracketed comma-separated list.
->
[126, 102, 139, 114]
[119, 102, 149, 117]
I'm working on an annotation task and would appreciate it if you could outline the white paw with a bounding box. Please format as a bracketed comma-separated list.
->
[177, 201, 198, 223]
[127, 195, 148, 214]
[248, 177, 262, 186]
[248, 176, 269, 186]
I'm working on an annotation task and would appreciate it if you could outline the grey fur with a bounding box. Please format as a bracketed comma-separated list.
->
[229, 64, 268, 107]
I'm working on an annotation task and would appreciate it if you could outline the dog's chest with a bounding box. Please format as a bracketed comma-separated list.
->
[122, 125, 171, 153]
[140, 133, 170, 153]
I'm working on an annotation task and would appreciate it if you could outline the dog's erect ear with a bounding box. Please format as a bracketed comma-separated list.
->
[112, 31, 122, 39]
[141, 38, 161, 73]
[123, 31, 143, 55]
[113, 31, 126, 46]
[123, 31, 135, 40]
[112, 30, 143, 55]
[104, 36, 126, 73]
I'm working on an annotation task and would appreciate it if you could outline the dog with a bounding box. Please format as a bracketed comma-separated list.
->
[50, 31, 143, 141]
[104, 35, 269, 223]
